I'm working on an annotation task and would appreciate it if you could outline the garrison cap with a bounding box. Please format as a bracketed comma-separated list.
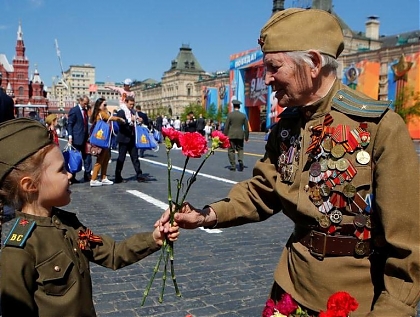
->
[259, 8, 344, 58]
[0, 118, 52, 184]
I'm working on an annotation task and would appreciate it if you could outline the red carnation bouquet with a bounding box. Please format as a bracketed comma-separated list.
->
[262, 291, 358, 317]
[141, 129, 230, 305]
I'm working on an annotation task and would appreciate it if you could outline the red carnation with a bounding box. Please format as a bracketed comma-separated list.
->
[179, 132, 208, 158]
[277, 293, 298, 316]
[319, 292, 359, 317]
[211, 130, 230, 149]
[162, 127, 181, 147]
[262, 299, 276, 317]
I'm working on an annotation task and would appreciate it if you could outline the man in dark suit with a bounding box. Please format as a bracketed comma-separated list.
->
[67, 95, 92, 184]
[196, 113, 206, 136]
[0, 72, 15, 124]
[136, 105, 149, 158]
[224, 100, 249, 171]
[115, 96, 147, 183]
[185, 111, 197, 132]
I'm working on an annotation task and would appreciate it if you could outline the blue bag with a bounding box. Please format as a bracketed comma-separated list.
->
[147, 132, 159, 152]
[112, 121, 119, 136]
[90, 118, 111, 148]
[62, 145, 82, 173]
[135, 124, 152, 149]
[153, 130, 162, 143]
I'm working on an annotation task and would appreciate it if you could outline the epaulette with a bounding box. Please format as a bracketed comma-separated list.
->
[278, 107, 300, 119]
[332, 89, 391, 118]
[4, 217, 36, 248]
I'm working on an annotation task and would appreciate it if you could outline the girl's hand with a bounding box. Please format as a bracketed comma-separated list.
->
[152, 221, 179, 246]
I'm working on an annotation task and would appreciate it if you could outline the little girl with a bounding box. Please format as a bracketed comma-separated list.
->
[0, 118, 179, 317]
[45, 113, 59, 145]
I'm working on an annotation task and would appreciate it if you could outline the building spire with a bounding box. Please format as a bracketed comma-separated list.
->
[272, 0, 285, 15]
[17, 20, 23, 41]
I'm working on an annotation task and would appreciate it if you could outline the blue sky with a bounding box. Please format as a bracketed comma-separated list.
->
[0, 0, 419, 87]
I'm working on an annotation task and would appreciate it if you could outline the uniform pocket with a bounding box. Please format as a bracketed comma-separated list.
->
[36, 250, 76, 296]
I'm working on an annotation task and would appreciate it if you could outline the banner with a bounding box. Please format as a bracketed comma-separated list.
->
[244, 66, 267, 108]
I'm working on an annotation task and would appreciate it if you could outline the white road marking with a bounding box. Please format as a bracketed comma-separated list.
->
[126, 189, 223, 234]
[110, 149, 238, 185]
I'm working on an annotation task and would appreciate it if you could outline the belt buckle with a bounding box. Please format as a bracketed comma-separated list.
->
[309, 231, 327, 260]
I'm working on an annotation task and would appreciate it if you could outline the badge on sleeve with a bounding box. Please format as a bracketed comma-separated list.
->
[4, 217, 36, 248]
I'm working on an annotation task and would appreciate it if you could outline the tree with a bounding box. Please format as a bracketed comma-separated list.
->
[393, 87, 420, 124]
[206, 103, 217, 122]
[180, 103, 206, 122]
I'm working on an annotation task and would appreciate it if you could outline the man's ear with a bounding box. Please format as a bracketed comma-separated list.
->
[20, 177, 38, 193]
[308, 50, 323, 78]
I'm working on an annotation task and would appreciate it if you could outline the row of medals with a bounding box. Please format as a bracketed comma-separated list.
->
[277, 124, 373, 256]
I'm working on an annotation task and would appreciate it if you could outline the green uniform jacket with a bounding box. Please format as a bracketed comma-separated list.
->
[224, 110, 249, 141]
[0, 208, 160, 317]
[210, 80, 420, 316]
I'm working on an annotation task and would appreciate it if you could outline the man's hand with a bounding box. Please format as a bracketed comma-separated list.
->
[157, 202, 217, 232]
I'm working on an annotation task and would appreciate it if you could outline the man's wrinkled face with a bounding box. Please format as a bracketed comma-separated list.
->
[263, 52, 313, 108]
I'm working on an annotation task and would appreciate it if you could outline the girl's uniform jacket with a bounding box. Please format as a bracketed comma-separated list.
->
[1, 208, 160, 317]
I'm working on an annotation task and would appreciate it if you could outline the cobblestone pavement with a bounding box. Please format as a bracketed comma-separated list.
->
[1, 133, 419, 317]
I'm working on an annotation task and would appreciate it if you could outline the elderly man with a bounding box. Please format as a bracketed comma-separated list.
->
[161, 8, 420, 316]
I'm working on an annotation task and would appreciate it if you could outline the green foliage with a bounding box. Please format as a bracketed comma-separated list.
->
[394, 87, 420, 124]
[179, 103, 206, 122]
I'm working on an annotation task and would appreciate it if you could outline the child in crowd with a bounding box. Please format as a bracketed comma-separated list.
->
[0, 118, 179, 317]
[45, 113, 59, 145]
[204, 121, 212, 141]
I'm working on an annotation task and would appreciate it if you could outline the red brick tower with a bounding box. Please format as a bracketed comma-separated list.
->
[12, 22, 30, 104]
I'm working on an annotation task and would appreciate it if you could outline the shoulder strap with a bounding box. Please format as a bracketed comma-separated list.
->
[332, 89, 391, 118]
[4, 217, 36, 248]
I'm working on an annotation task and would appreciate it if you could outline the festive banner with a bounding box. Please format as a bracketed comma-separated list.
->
[244, 65, 268, 107]
[355, 60, 380, 99]
[405, 53, 420, 139]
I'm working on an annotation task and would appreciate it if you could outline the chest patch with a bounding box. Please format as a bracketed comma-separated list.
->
[4, 217, 36, 248]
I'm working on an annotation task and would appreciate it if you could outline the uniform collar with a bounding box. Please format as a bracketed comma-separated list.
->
[298, 78, 341, 122]
[15, 208, 74, 228]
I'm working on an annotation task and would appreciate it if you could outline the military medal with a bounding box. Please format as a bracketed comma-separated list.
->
[356, 150, 370, 165]
[331, 144, 345, 158]
[336, 158, 349, 172]
[309, 162, 322, 177]
[354, 241, 367, 256]
[319, 183, 331, 197]
[329, 209, 343, 224]
[353, 214, 367, 228]
[318, 214, 331, 228]
[343, 184, 356, 198]
[322, 137, 333, 152]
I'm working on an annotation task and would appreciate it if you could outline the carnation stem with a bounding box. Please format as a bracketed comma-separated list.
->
[179, 150, 213, 205]
[141, 240, 166, 306]
[158, 246, 170, 303]
[169, 241, 181, 297]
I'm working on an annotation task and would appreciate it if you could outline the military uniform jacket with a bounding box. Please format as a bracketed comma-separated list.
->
[224, 110, 249, 141]
[210, 80, 420, 316]
[0, 208, 160, 317]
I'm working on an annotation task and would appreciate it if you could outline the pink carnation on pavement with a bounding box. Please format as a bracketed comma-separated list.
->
[179, 132, 208, 158]
[211, 130, 230, 149]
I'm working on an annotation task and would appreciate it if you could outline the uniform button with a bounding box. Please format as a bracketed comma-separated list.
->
[73, 248, 77, 252]
[54, 219, 61, 225]
[54, 266, 61, 272]
[308, 125, 313, 132]
[338, 94, 344, 100]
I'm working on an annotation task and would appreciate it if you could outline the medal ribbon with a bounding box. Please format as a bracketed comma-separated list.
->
[78, 228, 102, 250]
[306, 114, 333, 154]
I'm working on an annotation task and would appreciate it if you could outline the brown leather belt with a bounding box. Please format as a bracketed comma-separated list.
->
[299, 230, 371, 259]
